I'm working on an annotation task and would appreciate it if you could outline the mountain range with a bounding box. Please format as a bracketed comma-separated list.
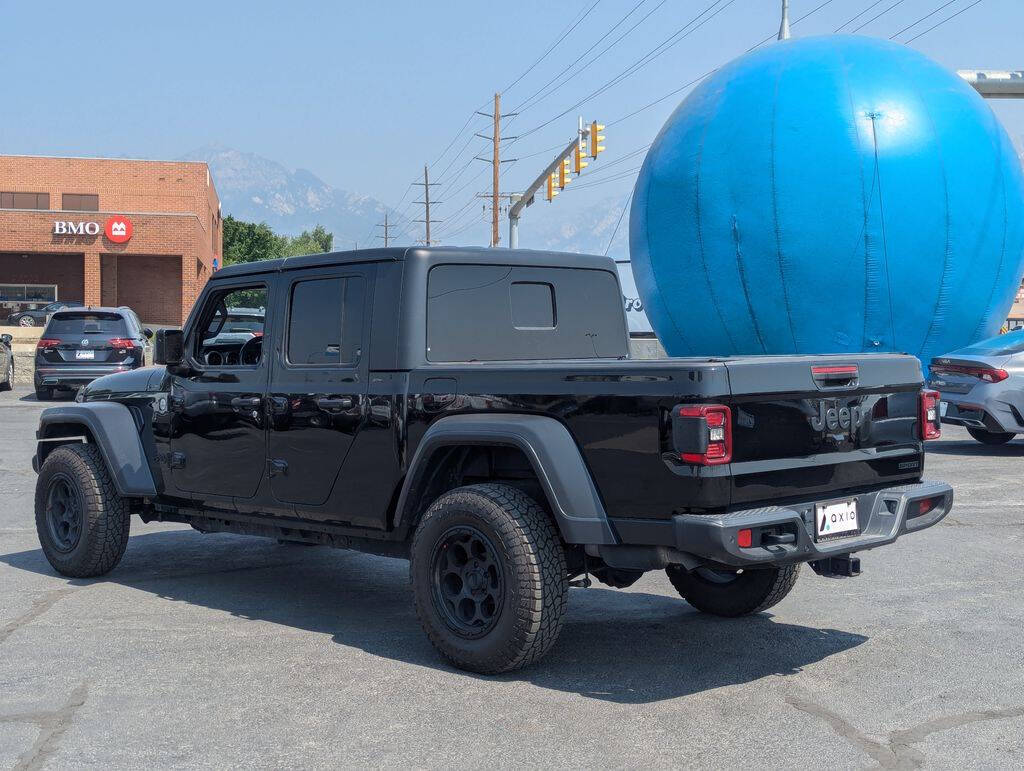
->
[181, 144, 630, 258]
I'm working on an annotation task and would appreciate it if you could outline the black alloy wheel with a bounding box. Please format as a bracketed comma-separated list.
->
[44, 474, 84, 553]
[430, 525, 506, 639]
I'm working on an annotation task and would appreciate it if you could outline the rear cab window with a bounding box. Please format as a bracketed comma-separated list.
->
[426, 264, 627, 361]
[286, 276, 365, 366]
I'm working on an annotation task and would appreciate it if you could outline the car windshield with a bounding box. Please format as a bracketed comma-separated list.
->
[46, 312, 128, 337]
[955, 329, 1024, 357]
[221, 315, 263, 333]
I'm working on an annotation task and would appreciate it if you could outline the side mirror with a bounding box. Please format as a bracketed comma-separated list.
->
[155, 328, 184, 366]
[0, 334, 11, 346]
[143, 327, 154, 340]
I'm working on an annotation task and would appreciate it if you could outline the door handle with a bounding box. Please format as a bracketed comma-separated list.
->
[316, 396, 353, 411]
[231, 396, 262, 410]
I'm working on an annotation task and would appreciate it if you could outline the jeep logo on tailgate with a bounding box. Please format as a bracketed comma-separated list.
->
[809, 400, 863, 438]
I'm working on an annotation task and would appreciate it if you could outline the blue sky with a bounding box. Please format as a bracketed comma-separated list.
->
[2, 0, 1022, 241]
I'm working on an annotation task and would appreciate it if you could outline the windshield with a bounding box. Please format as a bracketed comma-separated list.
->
[46, 312, 128, 337]
[956, 329, 1024, 357]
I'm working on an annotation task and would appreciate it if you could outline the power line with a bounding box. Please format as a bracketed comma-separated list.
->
[746, 0, 835, 52]
[604, 190, 634, 255]
[501, 0, 603, 95]
[905, 0, 985, 42]
[834, 0, 887, 32]
[849, 0, 908, 34]
[889, 0, 957, 38]
[510, 0, 666, 116]
[515, 0, 737, 140]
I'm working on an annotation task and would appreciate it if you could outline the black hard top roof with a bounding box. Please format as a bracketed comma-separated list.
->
[210, 246, 616, 280]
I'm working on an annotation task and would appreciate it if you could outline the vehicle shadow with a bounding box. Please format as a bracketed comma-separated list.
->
[1, 529, 867, 704]
[926, 439, 1024, 457]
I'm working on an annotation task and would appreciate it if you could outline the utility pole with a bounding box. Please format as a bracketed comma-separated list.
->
[474, 92, 517, 247]
[413, 164, 441, 246]
[376, 211, 393, 247]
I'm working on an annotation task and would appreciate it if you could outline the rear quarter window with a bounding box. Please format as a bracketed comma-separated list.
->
[426, 264, 627, 361]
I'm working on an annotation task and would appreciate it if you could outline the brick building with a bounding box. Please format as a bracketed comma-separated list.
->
[0, 155, 221, 325]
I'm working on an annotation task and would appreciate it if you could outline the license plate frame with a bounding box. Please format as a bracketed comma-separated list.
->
[75, 349, 95, 360]
[814, 498, 860, 542]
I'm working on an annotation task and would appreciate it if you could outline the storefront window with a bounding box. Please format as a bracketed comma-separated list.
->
[0, 284, 58, 302]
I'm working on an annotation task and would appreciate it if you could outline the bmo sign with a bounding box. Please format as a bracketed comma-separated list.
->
[53, 215, 133, 243]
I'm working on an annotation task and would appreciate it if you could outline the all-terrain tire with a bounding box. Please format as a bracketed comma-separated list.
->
[35, 444, 130, 578]
[665, 564, 800, 617]
[966, 427, 1015, 445]
[410, 483, 568, 674]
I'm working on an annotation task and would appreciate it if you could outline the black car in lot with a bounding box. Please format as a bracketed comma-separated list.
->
[34, 307, 152, 399]
[0, 332, 13, 391]
[5, 300, 84, 327]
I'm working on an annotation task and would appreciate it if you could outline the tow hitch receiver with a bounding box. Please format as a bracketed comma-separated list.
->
[810, 554, 861, 578]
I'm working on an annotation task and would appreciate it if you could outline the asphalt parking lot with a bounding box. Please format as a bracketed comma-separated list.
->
[1, 386, 1022, 769]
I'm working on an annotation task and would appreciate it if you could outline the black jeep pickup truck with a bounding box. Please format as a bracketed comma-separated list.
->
[32, 247, 952, 673]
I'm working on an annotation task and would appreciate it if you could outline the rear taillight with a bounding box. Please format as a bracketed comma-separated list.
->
[930, 363, 1008, 383]
[675, 404, 733, 465]
[37, 338, 60, 349]
[109, 338, 135, 350]
[919, 389, 941, 440]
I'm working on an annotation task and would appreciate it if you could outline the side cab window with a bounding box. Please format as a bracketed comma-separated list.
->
[193, 284, 269, 368]
[285, 275, 365, 367]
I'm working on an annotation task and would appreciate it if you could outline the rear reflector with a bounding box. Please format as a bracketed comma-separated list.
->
[676, 404, 733, 465]
[930, 363, 1008, 383]
[919, 390, 941, 440]
[811, 365, 858, 375]
[915, 497, 940, 517]
[737, 528, 752, 548]
[36, 338, 60, 349]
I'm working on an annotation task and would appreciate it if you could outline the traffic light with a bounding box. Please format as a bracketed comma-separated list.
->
[590, 121, 605, 159]
[546, 172, 558, 201]
[558, 157, 571, 189]
[573, 142, 588, 175]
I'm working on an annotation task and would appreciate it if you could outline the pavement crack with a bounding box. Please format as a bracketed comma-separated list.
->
[4, 681, 89, 771]
[787, 696, 1024, 769]
[0, 587, 76, 645]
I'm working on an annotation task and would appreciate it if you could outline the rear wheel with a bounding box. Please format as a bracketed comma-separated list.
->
[410, 483, 568, 674]
[666, 564, 799, 617]
[966, 427, 1015, 445]
[19, 316, 35, 327]
[35, 444, 130, 578]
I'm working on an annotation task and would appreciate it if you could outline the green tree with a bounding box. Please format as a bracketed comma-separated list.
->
[222, 215, 287, 266]
[284, 224, 334, 256]
[221, 216, 334, 266]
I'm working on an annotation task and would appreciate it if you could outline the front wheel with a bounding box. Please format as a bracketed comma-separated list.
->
[35, 444, 130, 578]
[666, 564, 799, 617]
[18, 316, 35, 327]
[966, 427, 1015, 445]
[410, 483, 568, 674]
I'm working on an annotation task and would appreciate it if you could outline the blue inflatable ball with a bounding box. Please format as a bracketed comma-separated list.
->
[629, 35, 1024, 368]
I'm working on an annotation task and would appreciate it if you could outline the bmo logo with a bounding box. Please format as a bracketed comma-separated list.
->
[105, 216, 132, 243]
[52, 216, 132, 243]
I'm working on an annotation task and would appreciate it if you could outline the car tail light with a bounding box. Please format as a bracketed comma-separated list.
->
[37, 338, 60, 349]
[737, 528, 752, 548]
[674, 404, 732, 465]
[919, 390, 941, 440]
[109, 338, 135, 350]
[930, 363, 1008, 383]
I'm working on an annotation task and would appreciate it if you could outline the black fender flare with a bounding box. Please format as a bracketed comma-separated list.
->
[35, 403, 157, 497]
[394, 413, 617, 545]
